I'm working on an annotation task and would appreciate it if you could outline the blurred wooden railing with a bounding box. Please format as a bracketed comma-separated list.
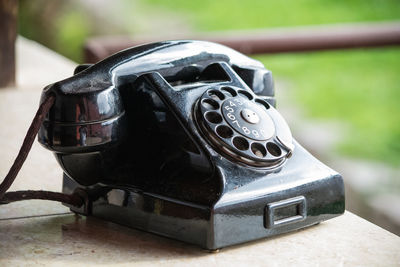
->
[84, 21, 400, 63]
[0, 0, 17, 88]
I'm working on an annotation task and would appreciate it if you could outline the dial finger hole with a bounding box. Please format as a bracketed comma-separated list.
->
[255, 98, 270, 110]
[205, 111, 223, 124]
[267, 142, 281, 157]
[201, 98, 219, 110]
[238, 90, 254, 100]
[216, 125, 234, 139]
[232, 136, 249, 151]
[208, 90, 225, 101]
[220, 87, 237, 97]
[251, 143, 267, 158]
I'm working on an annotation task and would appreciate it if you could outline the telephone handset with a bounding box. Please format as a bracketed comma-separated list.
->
[38, 40, 279, 184]
[35, 40, 344, 249]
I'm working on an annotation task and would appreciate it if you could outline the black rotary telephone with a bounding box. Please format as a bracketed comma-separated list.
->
[2, 40, 344, 250]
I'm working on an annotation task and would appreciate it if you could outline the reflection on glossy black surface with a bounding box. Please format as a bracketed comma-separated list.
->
[38, 40, 344, 249]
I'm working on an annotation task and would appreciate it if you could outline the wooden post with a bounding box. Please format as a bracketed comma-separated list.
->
[0, 0, 18, 88]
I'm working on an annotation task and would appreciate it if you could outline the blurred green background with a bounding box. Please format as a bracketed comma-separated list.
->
[18, 0, 400, 166]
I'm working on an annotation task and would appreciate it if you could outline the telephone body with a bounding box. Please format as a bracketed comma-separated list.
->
[38, 40, 344, 250]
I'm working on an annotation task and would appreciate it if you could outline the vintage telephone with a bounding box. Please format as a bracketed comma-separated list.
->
[1, 40, 344, 250]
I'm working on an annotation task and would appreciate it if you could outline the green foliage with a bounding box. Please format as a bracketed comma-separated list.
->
[255, 48, 400, 164]
[18, 0, 91, 62]
[54, 12, 90, 62]
[145, 0, 400, 30]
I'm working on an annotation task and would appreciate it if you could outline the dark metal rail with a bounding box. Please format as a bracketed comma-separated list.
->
[84, 21, 400, 63]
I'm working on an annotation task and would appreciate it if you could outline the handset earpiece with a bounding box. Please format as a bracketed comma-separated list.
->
[38, 73, 128, 186]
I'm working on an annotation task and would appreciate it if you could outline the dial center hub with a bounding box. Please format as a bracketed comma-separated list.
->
[241, 108, 260, 124]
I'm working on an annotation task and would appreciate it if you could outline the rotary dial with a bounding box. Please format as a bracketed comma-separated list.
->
[197, 85, 294, 168]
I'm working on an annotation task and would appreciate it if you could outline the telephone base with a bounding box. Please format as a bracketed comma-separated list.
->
[62, 142, 344, 250]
